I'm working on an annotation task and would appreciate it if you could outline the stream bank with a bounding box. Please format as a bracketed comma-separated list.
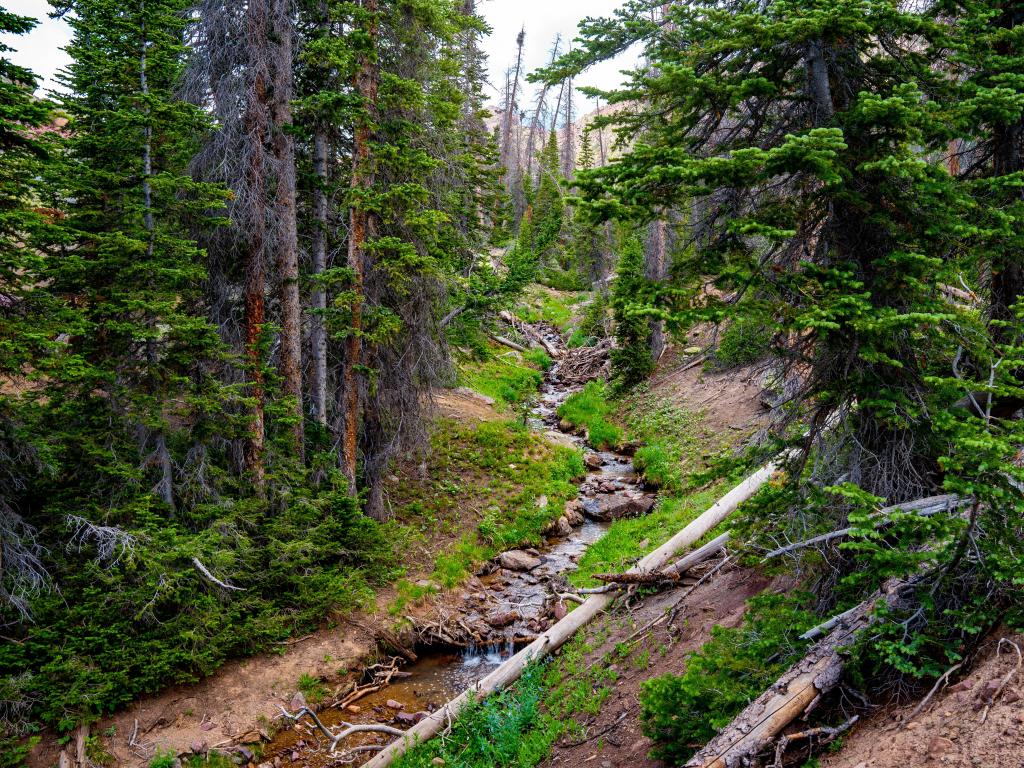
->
[261, 330, 658, 767]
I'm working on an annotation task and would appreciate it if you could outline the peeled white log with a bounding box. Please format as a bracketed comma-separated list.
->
[363, 454, 792, 768]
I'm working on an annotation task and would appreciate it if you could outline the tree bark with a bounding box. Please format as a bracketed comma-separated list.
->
[310, 126, 329, 428]
[341, 0, 379, 494]
[271, 0, 304, 457]
[243, 0, 270, 493]
[645, 218, 667, 361]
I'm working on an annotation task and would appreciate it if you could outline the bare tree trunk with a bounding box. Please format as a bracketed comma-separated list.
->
[310, 127, 329, 428]
[524, 36, 560, 186]
[500, 27, 525, 182]
[560, 71, 574, 178]
[271, 0, 304, 458]
[342, 0, 379, 494]
[243, 0, 270, 493]
[645, 218, 667, 361]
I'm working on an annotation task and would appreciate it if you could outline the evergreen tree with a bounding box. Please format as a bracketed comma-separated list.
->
[611, 234, 654, 388]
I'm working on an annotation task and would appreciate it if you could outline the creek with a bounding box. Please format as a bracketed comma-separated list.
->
[264, 333, 657, 766]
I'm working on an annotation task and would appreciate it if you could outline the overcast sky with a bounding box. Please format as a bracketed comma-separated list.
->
[1, 0, 636, 109]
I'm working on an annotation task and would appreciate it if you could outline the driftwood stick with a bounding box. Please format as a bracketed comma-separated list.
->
[902, 662, 962, 725]
[191, 557, 245, 591]
[770, 716, 859, 768]
[363, 451, 795, 768]
[277, 707, 405, 754]
[980, 638, 1022, 724]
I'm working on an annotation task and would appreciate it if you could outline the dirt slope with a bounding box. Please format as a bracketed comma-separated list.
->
[822, 633, 1024, 768]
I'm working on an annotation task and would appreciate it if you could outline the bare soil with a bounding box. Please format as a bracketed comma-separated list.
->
[649, 331, 770, 441]
[821, 632, 1024, 768]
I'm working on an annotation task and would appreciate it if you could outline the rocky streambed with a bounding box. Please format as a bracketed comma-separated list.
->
[262, 340, 658, 767]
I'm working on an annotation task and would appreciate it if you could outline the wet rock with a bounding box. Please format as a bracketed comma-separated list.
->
[545, 430, 578, 449]
[584, 452, 604, 470]
[289, 691, 307, 711]
[497, 550, 541, 571]
[633, 495, 657, 514]
[385, 699, 405, 710]
[524, 548, 540, 556]
[565, 508, 584, 526]
[559, 418, 576, 433]
[545, 516, 573, 537]
[234, 747, 254, 763]
[486, 610, 520, 628]
[395, 711, 428, 726]
[582, 494, 647, 522]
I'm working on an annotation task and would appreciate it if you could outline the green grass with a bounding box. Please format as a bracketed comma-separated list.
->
[297, 673, 328, 706]
[460, 353, 543, 410]
[557, 381, 623, 450]
[515, 285, 586, 333]
[393, 633, 618, 768]
[621, 388, 704, 490]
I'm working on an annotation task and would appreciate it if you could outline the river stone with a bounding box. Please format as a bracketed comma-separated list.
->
[584, 452, 604, 470]
[498, 548, 540, 571]
[395, 711, 428, 726]
[486, 610, 520, 628]
[551, 516, 573, 537]
[582, 494, 646, 522]
[565, 507, 584, 526]
[544, 430, 577, 449]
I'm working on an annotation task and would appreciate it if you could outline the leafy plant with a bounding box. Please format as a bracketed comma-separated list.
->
[640, 594, 816, 763]
[557, 381, 623, 449]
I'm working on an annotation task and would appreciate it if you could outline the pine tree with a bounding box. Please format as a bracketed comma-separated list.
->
[611, 234, 654, 389]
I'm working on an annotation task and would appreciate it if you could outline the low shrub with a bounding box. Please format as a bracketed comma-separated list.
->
[639, 594, 816, 764]
[714, 314, 773, 368]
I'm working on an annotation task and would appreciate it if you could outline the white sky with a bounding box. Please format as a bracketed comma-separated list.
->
[1, 0, 636, 108]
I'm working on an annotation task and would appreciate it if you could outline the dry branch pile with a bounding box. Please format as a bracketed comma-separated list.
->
[556, 340, 613, 386]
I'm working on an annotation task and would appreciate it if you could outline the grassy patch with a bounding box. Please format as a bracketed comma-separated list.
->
[387, 419, 584, 590]
[515, 285, 585, 333]
[460, 353, 543, 410]
[296, 673, 327, 706]
[557, 381, 623, 449]
[621, 389, 703, 490]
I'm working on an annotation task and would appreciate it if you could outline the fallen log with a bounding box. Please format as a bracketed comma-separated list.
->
[490, 334, 528, 353]
[498, 310, 562, 358]
[684, 582, 904, 768]
[763, 494, 966, 560]
[363, 454, 793, 768]
[592, 532, 731, 585]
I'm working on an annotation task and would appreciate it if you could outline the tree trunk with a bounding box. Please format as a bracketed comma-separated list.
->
[341, 0, 379, 494]
[310, 127, 329, 428]
[271, 0, 304, 457]
[645, 218, 667, 361]
[243, 0, 269, 493]
[500, 27, 525, 183]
